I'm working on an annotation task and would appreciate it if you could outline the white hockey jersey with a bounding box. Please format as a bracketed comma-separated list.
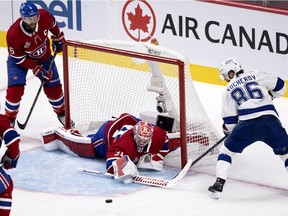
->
[222, 70, 286, 131]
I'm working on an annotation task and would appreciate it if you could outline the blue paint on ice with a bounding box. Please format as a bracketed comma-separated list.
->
[7, 148, 181, 196]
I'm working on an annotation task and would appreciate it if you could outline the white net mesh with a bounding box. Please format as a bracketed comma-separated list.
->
[63, 39, 221, 168]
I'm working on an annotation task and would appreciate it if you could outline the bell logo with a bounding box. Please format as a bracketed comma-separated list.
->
[122, 0, 156, 42]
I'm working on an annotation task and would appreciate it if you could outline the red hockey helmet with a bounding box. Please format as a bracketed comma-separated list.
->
[133, 121, 153, 153]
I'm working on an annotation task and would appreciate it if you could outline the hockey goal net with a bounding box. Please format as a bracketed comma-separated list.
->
[62, 39, 221, 168]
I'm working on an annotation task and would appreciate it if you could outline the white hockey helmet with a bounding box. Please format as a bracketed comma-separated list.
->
[219, 57, 243, 82]
[133, 121, 153, 153]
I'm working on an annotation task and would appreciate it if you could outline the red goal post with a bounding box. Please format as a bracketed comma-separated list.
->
[62, 39, 220, 168]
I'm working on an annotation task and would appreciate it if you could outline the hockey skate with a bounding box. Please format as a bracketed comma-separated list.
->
[208, 177, 226, 199]
[57, 112, 75, 128]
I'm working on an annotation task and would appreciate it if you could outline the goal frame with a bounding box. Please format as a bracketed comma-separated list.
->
[62, 40, 188, 168]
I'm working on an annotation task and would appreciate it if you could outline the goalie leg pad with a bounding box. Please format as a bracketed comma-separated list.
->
[41, 127, 59, 151]
[112, 155, 139, 184]
[41, 127, 96, 158]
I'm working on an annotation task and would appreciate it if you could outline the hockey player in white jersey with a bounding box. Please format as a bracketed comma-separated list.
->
[208, 57, 288, 199]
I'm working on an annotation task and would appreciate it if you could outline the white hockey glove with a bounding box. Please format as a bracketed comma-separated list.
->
[112, 155, 139, 184]
[137, 153, 164, 171]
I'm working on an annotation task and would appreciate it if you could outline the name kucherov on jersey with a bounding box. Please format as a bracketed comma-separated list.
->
[226, 74, 256, 92]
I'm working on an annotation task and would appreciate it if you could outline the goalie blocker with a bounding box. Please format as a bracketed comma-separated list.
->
[41, 114, 210, 159]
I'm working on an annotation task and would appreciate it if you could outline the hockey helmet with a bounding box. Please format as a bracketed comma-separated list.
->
[133, 121, 153, 153]
[20, 1, 39, 18]
[219, 57, 242, 82]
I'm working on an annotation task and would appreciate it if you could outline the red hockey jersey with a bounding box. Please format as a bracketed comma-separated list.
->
[6, 9, 61, 69]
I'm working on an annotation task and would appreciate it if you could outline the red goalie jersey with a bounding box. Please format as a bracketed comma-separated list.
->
[41, 113, 170, 174]
[105, 117, 169, 174]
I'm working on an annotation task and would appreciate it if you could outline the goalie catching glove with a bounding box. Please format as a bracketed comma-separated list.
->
[137, 153, 164, 171]
[112, 155, 139, 184]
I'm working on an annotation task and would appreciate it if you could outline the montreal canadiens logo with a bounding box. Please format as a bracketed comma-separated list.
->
[122, 0, 156, 42]
[30, 42, 47, 58]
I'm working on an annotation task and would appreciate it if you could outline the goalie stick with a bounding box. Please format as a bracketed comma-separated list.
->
[17, 51, 58, 130]
[189, 136, 226, 168]
[79, 158, 192, 188]
[79, 136, 225, 187]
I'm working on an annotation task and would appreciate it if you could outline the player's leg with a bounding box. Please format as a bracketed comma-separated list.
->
[0, 172, 14, 216]
[87, 121, 109, 158]
[43, 83, 64, 117]
[41, 127, 96, 158]
[264, 116, 288, 171]
[5, 59, 28, 127]
[208, 144, 233, 199]
[208, 121, 253, 199]
[42, 58, 74, 128]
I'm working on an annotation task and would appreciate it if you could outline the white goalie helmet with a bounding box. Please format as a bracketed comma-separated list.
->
[219, 57, 243, 82]
[133, 121, 153, 153]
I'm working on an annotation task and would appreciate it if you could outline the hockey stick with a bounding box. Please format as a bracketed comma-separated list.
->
[79, 158, 192, 188]
[189, 136, 226, 168]
[79, 137, 224, 187]
[17, 51, 58, 130]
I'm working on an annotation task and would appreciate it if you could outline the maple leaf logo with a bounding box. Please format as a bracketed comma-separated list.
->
[127, 4, 151, 34]
[122, 0, 156, 42]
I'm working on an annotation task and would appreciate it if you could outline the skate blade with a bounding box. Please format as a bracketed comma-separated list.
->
[209, 191, 220, 199]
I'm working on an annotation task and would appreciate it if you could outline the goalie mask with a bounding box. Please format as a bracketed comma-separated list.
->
[133, 121, 153, 153]
[219, 57, 243, 82]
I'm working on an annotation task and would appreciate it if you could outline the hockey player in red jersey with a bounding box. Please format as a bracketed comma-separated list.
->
[104, 116, 170, 183]
[5, 1, 70, 127]
[41, 113, 170, 183]
[0, 114, 21, 216]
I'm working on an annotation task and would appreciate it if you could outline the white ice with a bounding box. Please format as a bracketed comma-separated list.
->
[0, 47, 287, 216]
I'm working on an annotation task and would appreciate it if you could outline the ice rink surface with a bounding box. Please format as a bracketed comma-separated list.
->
[0, 48, 288, 215]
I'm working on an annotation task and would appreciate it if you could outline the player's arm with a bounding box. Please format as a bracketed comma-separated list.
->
[106, 151, 139, 184]
[7, 37, 53, 81]
[137, 146, 169, 172]
[137, 153, 164, 171]
[137, 128, 169, 171]
[106, 156, 117, 175]
[6, 33, 37, 70]
[110, 155, 139, 184]
[106, 150, 123, 175]
[255, 71, 286, 99]
[221, 92, 238, 135]
[0, 115, 20, 169]
[44, 10, 65, 53]
[267, 75, 286, 98]
[105, 138, 136, 175]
